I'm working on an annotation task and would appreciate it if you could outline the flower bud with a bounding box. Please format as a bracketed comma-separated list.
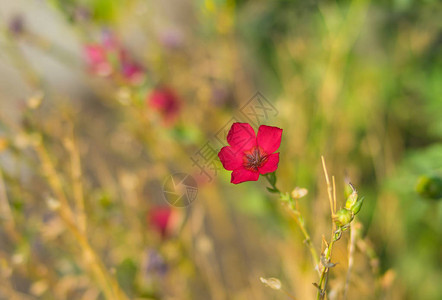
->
[291, 187, 308, 199]
[345, 184, 358, 210]
[344, 182, 353, 198]
[260, 277, 282, 290]
[416, 175, 442, 200]
[351, 197, 364, 215]
[334, 208, 354, 227]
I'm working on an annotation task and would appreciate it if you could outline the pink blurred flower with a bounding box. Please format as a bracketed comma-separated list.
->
[218, 122, 282, 184]
[84, 44, 114, 77]
[147, 87, 181, 125]
[84, 33, 145, 84]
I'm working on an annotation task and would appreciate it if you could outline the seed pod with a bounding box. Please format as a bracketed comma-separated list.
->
[334, 208, 354, 228]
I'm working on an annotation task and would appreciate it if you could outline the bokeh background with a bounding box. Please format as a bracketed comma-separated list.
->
[0, 0, 441, 299]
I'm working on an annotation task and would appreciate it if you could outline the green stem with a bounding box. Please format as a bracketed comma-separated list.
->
[264, 174, 319, 273]
[316, 228, 342, 300]
[290, 205, 319, 271]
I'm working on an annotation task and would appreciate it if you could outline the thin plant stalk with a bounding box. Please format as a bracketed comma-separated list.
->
[64, 127, 87, 232]
[33, 140, 128, 300]
[286, 205, 320, 274]
[265, 174, 320, 274]
[321, 156, 336, 219]
[316, 157, 339, 299]
[316, 229, 341, 300]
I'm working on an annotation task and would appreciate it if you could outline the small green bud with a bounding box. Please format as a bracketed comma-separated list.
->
[345, 183, 358, 210]
[416, 175, 442, 200]
[351, 197, 364, 215]
[334, 208, 354, 227]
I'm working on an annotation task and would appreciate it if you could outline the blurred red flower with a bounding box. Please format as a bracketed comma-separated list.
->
[84, 34, 145, 85]
[148, 87, 181, 125]
[218, 122, 282, 184]
[147, 206, 175, 238]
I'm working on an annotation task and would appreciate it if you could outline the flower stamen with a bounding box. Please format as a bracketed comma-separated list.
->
[243, 147, 268, 171]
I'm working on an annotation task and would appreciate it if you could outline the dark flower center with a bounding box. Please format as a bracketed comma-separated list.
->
[243, 147, 268, 171]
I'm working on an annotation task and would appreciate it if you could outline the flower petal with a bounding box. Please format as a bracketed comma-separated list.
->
[231, 168, 260, 184]
[218, 146, 243, 171]
[256, 125, 282, 154]
[258, 153, 280, 175]
[227, 123, 256, 152]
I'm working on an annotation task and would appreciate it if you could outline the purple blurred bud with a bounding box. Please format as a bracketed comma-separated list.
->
[143, 249, 168, 278]
[8, 14, 25, 36]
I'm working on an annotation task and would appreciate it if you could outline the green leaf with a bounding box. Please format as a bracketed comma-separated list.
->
[268, 172, 277, 186]
[116, 258, 137, 295]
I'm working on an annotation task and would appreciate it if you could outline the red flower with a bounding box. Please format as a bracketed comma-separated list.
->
[148, 87, 181, 125]
[218, 123, 282, 184]
[147, 206, 176, 238]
